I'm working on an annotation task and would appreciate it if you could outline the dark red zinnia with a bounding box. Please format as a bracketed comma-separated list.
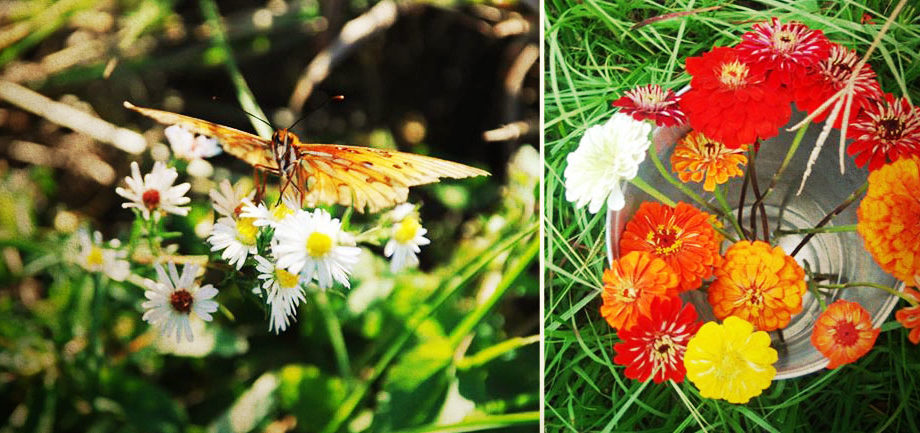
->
[613, 296, 702, 383]
[847, 93, 920, 170]
[794, 44, 882, 128]
[679, 46, 792, 148]
[612, 84, 687, 127]
[736, 18, 831, 89]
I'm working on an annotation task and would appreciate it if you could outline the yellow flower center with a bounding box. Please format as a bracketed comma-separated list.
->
[306, 232, 333, 257]
[236, 217, 259, 245]
[272, 202, 295, 221]
[646, 224, 684, 256]
[86, 246, 104, 267]
[275, 268, 300, 288]
[719, 60, 749, 89]
[395, 217, 421, 243]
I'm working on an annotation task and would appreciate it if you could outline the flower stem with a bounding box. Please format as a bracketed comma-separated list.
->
[791, 180, 868, 257]
[714, 185, 745, 240]
[752, 122, 809, 210]
[817, 281, 909, 304]
[317, 291, 352, 381]
[748, 146, 770, 244]
[629, 176, 676, 207]
[737, 164, 751, 240]
[776, 224, 857, 236]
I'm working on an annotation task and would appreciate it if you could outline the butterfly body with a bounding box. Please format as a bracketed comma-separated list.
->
[123, 101, 489, 213]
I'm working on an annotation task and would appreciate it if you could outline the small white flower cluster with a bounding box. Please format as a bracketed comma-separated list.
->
[204, 181, 431, 333]
[82, 160, 435, 342]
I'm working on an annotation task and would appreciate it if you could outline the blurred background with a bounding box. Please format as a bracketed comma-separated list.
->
[0, 0, 539, 431]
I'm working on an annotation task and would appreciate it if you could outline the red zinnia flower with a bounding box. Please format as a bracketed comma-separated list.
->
[811, 300, 880, 369]
[612, 84, 687, 127]
[600, 251, 679, 331]
[679, 46, 792, 148]
[613, 296, 702, 383]
[846, 93, 920, 170]
[620, 201, 722, 292]
[895, 284, 920, 344]
[736, 17, 831, 88]
[794, 44, 882, 128]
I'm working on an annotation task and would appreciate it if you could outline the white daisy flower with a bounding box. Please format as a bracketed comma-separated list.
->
[254, 255, 306, 333]
[207, 216, 259, 270]
[239, 195, 299, 229]
[75, 230, 130, 281]
[273, 209, 361, 289]
[564, 112, 652, 213]
[141, 263, 219, 343]
[209, 179, 254, 219]
[116, 161, 191, 220]
[164, 124, 222, 160]
[384, 205, 430, 272]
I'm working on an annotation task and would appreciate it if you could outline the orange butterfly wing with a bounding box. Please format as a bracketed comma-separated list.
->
[123, 101, 273, 167]
[294, 144, 490, 213]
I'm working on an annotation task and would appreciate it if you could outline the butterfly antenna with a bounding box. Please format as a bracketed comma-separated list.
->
[211, 96, 275, 130]
[289, 95, 345, 130]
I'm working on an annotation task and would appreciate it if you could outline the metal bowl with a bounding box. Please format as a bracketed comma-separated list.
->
[605, 111, 901, 379]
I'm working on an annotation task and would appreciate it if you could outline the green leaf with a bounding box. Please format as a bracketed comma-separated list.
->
[208, 372, 279, 433]
[277, 364, 347, 422]
[99, 368, 187, 433]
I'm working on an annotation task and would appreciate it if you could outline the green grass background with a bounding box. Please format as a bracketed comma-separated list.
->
[544, 0, 920, 431]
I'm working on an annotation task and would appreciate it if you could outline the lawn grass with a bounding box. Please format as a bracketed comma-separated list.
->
[544, 0, 920, 431]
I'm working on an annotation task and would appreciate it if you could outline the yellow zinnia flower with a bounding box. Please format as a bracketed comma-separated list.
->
[684, 316, 778, 404]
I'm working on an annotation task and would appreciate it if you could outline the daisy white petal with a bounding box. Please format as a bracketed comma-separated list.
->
[116, 161, 191, 220]
[383, 206, 430, 273]
[254, 255, 306, 333]
[209, 179, 255, 219]
[141, 263, 220, 343]
[74, 229, 130, 281]
[272, 209, 361, 289]
[165, 124, 222, 161]
[207, 216, 259, 270]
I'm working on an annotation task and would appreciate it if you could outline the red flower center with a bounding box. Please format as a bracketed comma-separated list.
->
[142, 189, 161, 210]
[878, 117, 905, 141]
[719, 60, 750, 89]
[170, 289, 193, 314]
[833, 321, 859, 346]
[233, 203, 245, 218]
[648, 225, 684, 256]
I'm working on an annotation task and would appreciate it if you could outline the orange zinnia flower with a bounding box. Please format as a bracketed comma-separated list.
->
[620, 202, 722, 292]
[811, 300, 880, 369]
[671, 130, 748, 192]
[708, 240, 806, 331]
[600, 251, 679, 331]
[856, 156, 920, 282]
[895, 283, 920, 345]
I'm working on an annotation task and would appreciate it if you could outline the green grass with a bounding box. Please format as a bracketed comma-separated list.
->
[544, 0, 920, 431]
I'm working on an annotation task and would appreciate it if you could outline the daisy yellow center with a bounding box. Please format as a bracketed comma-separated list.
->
[142, 189, 161, 210]
[719, 61, 749, 89]
[169, 289, 193, 314]
[236, 217, 259, 245]
[275, 268, 299, 289]
[395, 217, 421, 243]
[272, 203, 295, 221]
[86, 246, 104, 267]
[647, 224, 684, 256]
[833, 321, 859, 346]
[306, 232, 333, 257]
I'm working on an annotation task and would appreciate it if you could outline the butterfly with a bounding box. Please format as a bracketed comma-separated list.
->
[124, 101, 490, 213]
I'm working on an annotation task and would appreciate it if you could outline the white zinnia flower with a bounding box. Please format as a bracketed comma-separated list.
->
[239, 195, 299, 229]
[254, 255, 306, 333]
[164, 124, 222, 160]
[142, 263, 219, 343]
[75, 230, 130, 281]
[384, 204, 430, 272]
[207, 216, 259, 270]
[209, 179, 254, 219]
[116, 161, 191, 220]
[272, 209, 361, 289]
[564, 113, 652, 213]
